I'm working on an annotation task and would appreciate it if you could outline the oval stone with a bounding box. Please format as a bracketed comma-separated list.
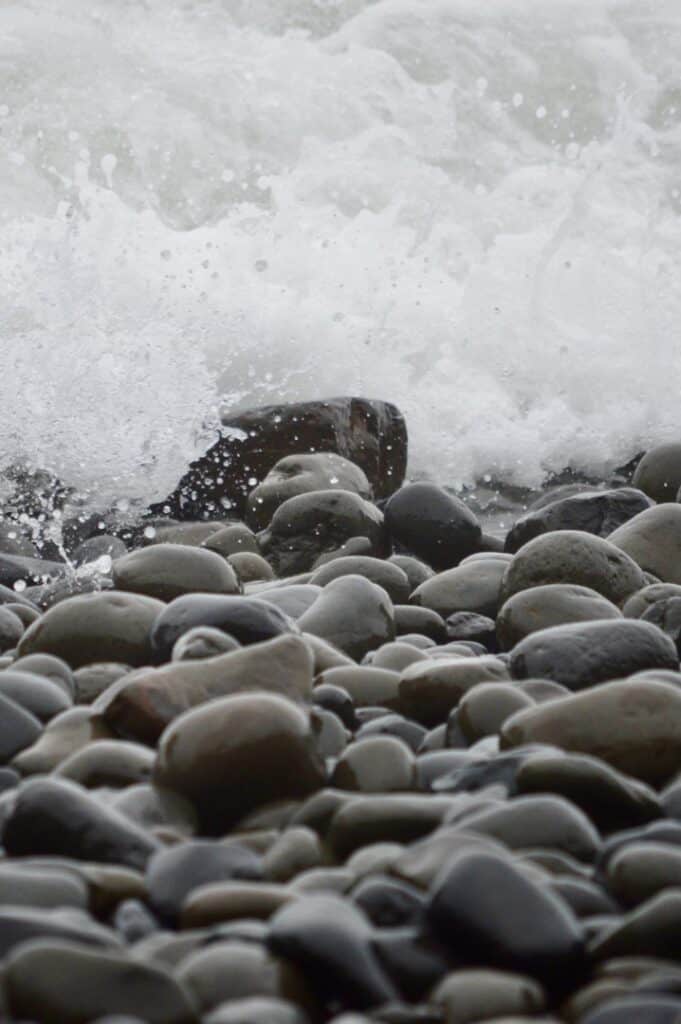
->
[113, 543, 240, 602]
[509, 620, 678, 690]
[154, 693, 325, 834]
[500, 532, 646, 608]
[17, 591, 165, 669]
[501, 679, 681, 785]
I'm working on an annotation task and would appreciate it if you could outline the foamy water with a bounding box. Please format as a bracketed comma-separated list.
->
[2, 0, 680, 507]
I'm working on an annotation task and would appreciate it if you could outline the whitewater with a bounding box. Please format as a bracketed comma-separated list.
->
[1, 0, 680, 509]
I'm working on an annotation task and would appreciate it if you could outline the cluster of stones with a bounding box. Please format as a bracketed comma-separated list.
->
[4, 425, 681, 1023]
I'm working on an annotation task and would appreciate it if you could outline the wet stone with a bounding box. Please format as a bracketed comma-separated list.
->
[310, 555, 410, 603]
[397, 655, 510, 728]
[0, 690, 42, 763]
[228, 551, 275, 583]
[247, 451, 372, 531]
[12, 705, 111, 774]
[497, 583, 622, 651]
[2, 776, 160, 870]
[430, 967, 546, 1024]
[259, 489, 388, 577]
[394, 605, 447, 642]
[331, 736, 415, 792]
[17, 590, 165, 668]
[508, 619, 678, 690]
[501, 678, 681, 786]
[385, 483, 482, 571]
[327, 794, 456, 859]
[4, 939, 196, 1024]
[589, 890, 681, 961]
[457, 682, 535, 742]
[365, 641, 429, 673]
[451, 794, 601, 862]
[606, 842, 681, 908]
[74, 662, 132, 703]
[500, 531, 646, 608]
[298, 575, 395, 661]
[146, 839, 264, 923]
[0, 668, 71, 721]
[505, 487, 652, 553]
[427, 850, 585, 986]
[268, 895, 399, 1011]
[317, 666, 400, 709]
[113, 542, 241, 602]
[97, 633, 313, 744]
[150, 592, 295, 664]
[180, 881, 294, 928]
[0, 605, 24, 651]
[55, 739, 155, 788]
[633, 442, 681, 502]
[516, 751, 662, 833]
[154, 692, 325, 834]
[411, 558, 508, 619]
[609, 504, 681, 585]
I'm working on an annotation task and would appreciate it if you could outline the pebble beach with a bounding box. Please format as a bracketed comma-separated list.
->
[2, 408, 681, 1022]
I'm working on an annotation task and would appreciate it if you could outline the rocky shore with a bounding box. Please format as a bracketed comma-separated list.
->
[2, 403, 681, 1022]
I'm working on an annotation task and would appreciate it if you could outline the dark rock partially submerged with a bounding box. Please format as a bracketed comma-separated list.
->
[154, 396, 407, 521]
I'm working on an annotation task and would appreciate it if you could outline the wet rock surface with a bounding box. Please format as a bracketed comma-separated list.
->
[3, 424, 681, 1021]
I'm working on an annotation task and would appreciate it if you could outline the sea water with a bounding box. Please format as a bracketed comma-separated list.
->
[1, 0, 680, 509]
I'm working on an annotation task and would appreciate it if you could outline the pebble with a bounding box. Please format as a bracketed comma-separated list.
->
[451, 794, 601, 861]
[177, 938, 313, 1013]
[154, 693, 325, 833]
[609, 504, 681, 584]
[411, 558, 508, 619]
[258, 490, 388, 576]
[97, 633, 313, 743]
[502, 678, 681, 785]
[0, 605, 24, 651]
[515, 751, 662, 832]
[2, 776, 160, 869]
[505, 487, 652, 553]
[430, 968, 546, 1023]
[331, 736, 415, 792]
[384, 483, 482, 570]
[149, 592, 295, 663]
[0, 668, 71, 721]
[605, 842, 681, 907]
[228, 550, 275, 582]
[113, 542, 241, 601]
[427, 850, 585, 985]
[268, 895, 400, 1010]
[298, 575, 395, 660]
[247, 451, 372, 530]
[4, 939, 196, 1024]
[500, 531, 646, 607]
[497, 583, 621, 650]
[398, 655, 510, 727]
[17, 590, 165, 668]
[0, 690, 42, 761]
[509, 619, 678, 690]
[55, 739, 155, 788]
[72, 661, 134, 703]
[632, 441, 681, 502]
[310, 555, 410, 603]
[202, 522, 260, 557]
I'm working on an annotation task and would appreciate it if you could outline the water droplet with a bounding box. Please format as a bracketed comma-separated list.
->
[144, 526, 157, 540]
[13, 580, 26, 593]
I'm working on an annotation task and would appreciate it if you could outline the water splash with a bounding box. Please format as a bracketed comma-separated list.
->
[1, 0, 680, 508]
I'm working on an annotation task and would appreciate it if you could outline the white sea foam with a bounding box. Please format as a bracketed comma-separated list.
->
[1, 0, 680, 506]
